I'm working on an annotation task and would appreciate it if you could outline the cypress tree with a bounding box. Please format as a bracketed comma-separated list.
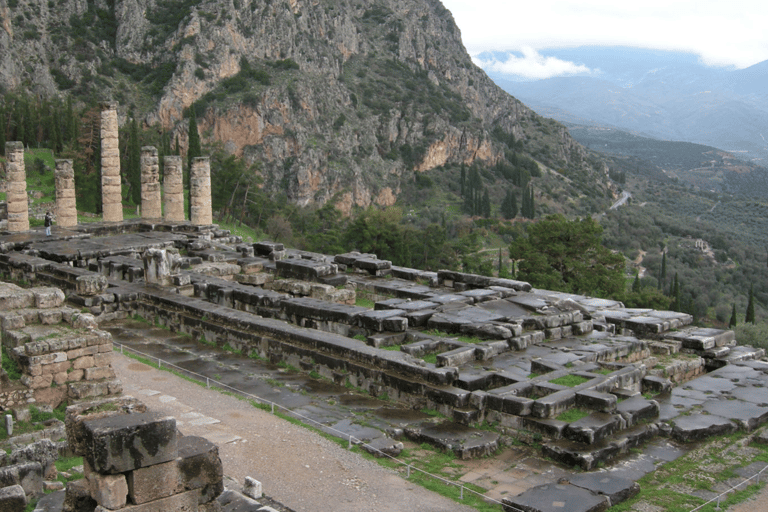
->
[482, 188, 491, 218]
[126, 118, 141, 204]
[661, 252, 667, 281]
[671, 272, 680, 311]
[187, 111, 202, 218]
[746, 284, 755, 324]
[0, 107, 5, 156]
[632, 273, 640, 293]
[460, 164, 465, 197]
[729, 304, 737, 327]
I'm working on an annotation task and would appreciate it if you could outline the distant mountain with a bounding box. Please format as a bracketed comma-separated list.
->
[479, 47, 768, 166]
[565, 124, 768, 198]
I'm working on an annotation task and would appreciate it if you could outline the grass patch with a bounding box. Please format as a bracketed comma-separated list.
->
[422, 353, 438, 364]
[549, 375, 590, 387]
[556, 408, 590, 423]
[381, 344, 402, 351]
[2, 351, 22, 381]
[355, 297, 375, 309]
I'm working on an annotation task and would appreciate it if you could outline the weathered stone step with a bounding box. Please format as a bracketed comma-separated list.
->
[403, 420, 499, 459]
[542, 423, 659, 470]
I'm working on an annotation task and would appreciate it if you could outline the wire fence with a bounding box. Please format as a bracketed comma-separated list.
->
[112, 342, 517, 511]
[113, 342, 768, 512]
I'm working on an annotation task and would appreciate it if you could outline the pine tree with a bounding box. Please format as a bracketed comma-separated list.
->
[729, 304, 737, 327]
[746, 284, 756, 324]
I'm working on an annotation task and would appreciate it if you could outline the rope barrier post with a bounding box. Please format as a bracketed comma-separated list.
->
[715, 495, 721, 510]
[120, 344, 123, 354]
[206, 377, 209, 389]
[407, 465, 411, 479]
[460, 485, 464, 500]
[271, 403, 274, 414]
[348, 436, 352, 450]
[158, 358, 161, 368]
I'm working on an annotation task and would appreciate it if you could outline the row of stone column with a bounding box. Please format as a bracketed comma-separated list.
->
[3, 102, 213, 232]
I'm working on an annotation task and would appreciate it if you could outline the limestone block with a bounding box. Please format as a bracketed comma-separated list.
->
[75, 274, 108, 297]
[71, 313, 98, 329]
[176, 436, 223, 503]
[95, 352, 113, 367]
[0, 462, 43, 497]
[95, 489, 199, 512]
[89, 472, 128, 509]
[42, 360, 71, 375]
[20, 373, 53, 389]
[242, 477, 262, 499]
[38, 309, 63, 324]
[64, 478, 96, 512]
[84, 366, 116, 381]
[127, 459, 179, 505]
[0, 484, 26, 510]
[73, 356, 95, 370]
[67, 369, 85, 382]
[65, 396, 149, 457]
[83, 412, 178, 474]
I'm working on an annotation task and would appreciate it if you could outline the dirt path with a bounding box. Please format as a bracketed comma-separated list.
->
[112, 353, 478, 512]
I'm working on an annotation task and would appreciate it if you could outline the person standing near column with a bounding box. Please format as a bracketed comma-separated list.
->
[44, 211, 53, 236]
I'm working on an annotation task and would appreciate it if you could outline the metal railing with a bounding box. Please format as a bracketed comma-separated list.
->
[113, 342, 517, 511]
[689, 463, 768, 511]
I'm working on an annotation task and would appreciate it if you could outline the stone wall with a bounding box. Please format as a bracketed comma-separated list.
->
[0, 282, 122, 408]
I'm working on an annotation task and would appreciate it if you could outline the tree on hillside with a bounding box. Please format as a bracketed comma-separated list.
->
[746, 284, 756, 324]
[509, 214, 625, 297]
[501, 189, 517, 219]
[187, 110, 202, 218]
[730, 304, 738, 327]
[124, 117, 141, 205]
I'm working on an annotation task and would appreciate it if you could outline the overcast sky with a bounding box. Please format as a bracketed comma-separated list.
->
[441, 0, 768, 79]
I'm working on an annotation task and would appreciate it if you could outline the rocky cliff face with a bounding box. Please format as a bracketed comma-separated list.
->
[0, 0, 604, 210]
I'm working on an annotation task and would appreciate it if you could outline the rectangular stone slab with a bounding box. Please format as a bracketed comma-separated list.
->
[83, 412, 178, 474]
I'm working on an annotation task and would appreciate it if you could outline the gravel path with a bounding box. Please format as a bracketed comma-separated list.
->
[112, 353, 479, 512]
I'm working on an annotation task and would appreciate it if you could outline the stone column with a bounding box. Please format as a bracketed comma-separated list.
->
[5, 141, 29, 233]
[189, 156, 212, 226]
[55, 159, 78, 228]
[140, 146, 162, 219]
[100, 102, 122, 222]
[163, 156, 185, 222]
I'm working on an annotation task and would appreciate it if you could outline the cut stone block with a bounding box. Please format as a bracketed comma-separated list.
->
[0, 484, 26, 511]
[0, 462, 43, 497]
[83, 411, 178, 474]
[94, 488, 199, 512]
[127, 459, 179, 505]
[66, 396, 148, 457]
[89, 472, 128, 509]
[502, 482, 609, 512]
[243, 476, 262, 500]
[177, 436, 223, 503]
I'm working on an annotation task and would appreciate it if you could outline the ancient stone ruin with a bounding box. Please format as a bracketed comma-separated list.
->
[0, 105, 766, 511]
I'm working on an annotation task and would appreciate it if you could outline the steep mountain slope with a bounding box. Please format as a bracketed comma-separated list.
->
[0, 0, 609, 212]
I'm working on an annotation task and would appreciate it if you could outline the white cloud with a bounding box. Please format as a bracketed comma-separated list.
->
[442, 0, 768, 70]
[473, 48, 594, 80]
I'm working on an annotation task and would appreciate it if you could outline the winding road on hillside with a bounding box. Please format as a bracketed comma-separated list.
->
[609, 191, 632, 210]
